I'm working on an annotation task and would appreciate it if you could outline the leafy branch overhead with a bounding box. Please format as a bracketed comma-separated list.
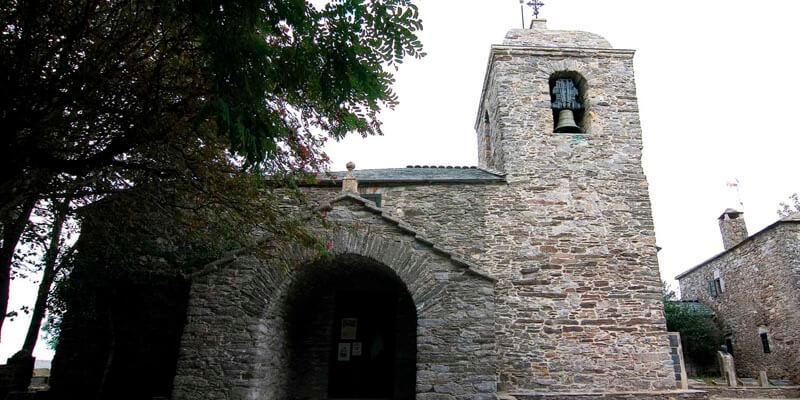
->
[1, 0, 425, 215]
[0, 0, 424, 345]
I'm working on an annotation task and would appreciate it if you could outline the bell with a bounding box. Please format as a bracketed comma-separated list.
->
[554, 109, 583, 133]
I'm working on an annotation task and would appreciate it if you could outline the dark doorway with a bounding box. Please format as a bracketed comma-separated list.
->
[329, 290, 396, 398]
[286, 256, 416, 400]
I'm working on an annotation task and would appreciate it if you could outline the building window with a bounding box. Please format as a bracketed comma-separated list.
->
[760, 332, 771, 354]
[483, 111, 493, 166]
[708, 280, 719, 297]
[713, 270, 724, 293]
[361, 193, 382, 207]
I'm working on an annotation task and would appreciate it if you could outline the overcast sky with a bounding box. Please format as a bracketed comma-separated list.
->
[2, 0, 798, 363]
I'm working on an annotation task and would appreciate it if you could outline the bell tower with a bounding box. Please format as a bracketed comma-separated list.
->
[475, 20, 674, 392]
[475, 19, 643, 175]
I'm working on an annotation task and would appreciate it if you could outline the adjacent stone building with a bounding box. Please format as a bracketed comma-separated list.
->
[676, 210, 800, 383]
[52, 20, 695, 400]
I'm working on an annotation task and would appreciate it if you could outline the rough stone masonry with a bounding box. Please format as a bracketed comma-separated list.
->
[51, 19, 695, 400]
[167, 19, 684, 399]
[677, 210, 800, 384]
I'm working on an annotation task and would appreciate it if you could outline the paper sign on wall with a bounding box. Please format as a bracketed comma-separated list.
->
[337, 343, 351, 361]
[341, 318, 357, 340]
[351, 342, 362, 356]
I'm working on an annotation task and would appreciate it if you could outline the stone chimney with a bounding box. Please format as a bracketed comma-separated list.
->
[718, 208, 748, 250]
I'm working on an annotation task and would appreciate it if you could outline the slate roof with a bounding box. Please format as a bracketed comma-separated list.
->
[667, 300, 715, 318]
[311, 166, 506, 185]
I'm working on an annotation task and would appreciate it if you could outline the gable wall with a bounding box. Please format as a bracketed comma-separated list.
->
[171, 198, 497, 400]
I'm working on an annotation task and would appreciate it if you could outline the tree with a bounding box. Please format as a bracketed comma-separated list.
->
[3, 199, 75, 391]
[0, 0, 424, 339]
[663, 283, 723, 375]
[777, 192, 800, 218]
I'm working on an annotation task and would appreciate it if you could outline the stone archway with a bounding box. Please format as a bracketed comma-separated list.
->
[172, 209, 497, 400]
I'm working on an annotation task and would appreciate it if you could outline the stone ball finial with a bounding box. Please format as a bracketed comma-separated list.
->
[342, 161, 357, 192]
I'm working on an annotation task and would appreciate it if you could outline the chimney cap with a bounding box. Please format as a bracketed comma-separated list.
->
[718, 208, 743, 220]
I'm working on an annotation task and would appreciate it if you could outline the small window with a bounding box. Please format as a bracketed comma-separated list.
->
[483, 111, 493, 166]
[714, 278, 723, 294]
[760, 332, 771, 354]
[708, 280, 719, 297]
[360, 193, 382, 207]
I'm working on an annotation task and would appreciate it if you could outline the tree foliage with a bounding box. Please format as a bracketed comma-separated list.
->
[777, 192, 800, 218]
[1, 0, 424, 343]
[664, 299, 723, 370]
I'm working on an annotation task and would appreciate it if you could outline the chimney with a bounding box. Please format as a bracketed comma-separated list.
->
[718, 208, 748, 250]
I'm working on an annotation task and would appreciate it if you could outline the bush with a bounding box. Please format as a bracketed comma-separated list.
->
[664, 300, 723, 372]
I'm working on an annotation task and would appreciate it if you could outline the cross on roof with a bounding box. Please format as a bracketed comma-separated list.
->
[527, 0, 545, 19]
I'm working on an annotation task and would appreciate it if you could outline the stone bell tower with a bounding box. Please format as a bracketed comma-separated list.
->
[475, 20, 675, 393]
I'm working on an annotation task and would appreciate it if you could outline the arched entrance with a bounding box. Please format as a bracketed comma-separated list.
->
[285, 255, 417, 400]
[171, 224, 497, 400]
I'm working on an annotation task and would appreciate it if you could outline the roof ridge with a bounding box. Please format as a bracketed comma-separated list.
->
[405, 165, 477, 169]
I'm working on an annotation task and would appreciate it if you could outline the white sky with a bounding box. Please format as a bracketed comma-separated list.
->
[2, 0, 798, 363]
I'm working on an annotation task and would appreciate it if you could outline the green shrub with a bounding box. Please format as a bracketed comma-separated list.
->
[664, 300, 723, 370]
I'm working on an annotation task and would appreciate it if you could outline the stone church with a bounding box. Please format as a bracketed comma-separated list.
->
[52, 20, 698, 400]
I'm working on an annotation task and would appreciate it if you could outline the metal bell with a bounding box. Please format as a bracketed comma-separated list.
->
[554, 109, 583, 133]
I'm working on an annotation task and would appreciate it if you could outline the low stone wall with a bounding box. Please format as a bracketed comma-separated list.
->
[691, 385, 800, 399]
[506, 390, 708, 400]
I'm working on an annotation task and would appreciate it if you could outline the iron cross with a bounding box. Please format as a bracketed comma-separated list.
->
[527, 0, 545, 19]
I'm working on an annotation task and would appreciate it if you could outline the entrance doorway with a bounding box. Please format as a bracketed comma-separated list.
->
[286, 256, 416, 400]
[329, 290, 396, 398]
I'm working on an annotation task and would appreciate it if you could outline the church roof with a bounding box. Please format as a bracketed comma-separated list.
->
[667, 300, 715, 317]
[313, 166, 506, 185]
[503, 20, 612, 49]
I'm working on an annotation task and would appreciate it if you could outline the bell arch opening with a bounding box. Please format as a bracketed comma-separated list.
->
[283, 254, 417, 400]
[549, 71, 589, 133]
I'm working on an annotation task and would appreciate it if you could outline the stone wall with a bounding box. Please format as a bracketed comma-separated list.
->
[358, 182, 499, 261]
[171, 196, 497, 400]
[678, 222, 800, 383]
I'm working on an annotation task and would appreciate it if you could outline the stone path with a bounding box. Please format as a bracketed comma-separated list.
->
[712, 397, 800, 400]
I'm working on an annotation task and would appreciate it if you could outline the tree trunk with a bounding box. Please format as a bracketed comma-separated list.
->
[0, 196, 37, 341]
[97, 308, 116, 400]
[21, 200, 68, 353]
